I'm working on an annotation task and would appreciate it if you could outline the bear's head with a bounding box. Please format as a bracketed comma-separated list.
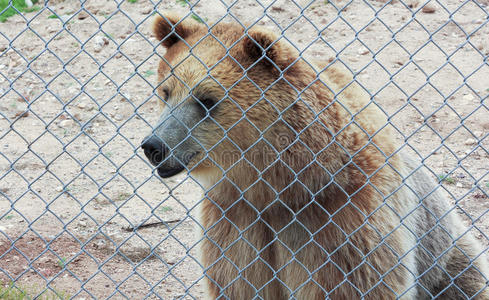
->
[143, 12, 335, 185]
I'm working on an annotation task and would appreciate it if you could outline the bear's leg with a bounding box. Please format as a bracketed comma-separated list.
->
[432, 232, 489, 299]
[198, 200, 289, 299]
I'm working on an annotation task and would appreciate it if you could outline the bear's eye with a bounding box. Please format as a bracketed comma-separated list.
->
[162, 88, 170, 100]
[197, 97, 216, 111]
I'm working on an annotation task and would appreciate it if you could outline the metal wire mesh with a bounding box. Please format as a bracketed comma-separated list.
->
[0, 0, 488, 298]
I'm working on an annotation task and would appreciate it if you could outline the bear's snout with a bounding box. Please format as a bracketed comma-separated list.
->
[141, 135, 167, 167]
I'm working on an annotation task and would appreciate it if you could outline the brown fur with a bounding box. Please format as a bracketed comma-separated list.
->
[150, 13, 489, 299]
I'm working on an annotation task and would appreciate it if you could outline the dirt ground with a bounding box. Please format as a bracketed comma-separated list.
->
[0, 0, 488, 298]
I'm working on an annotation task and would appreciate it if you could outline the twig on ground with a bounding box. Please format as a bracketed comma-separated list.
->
[122, 219, 182, 232]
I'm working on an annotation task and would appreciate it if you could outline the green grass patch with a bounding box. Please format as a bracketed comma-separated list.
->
[176, 0, 189, 6]
[191, 14, 207, 23]
[143, 70, 156, 77]
[160, 206, 173, 213]
[0, 281, 70, 299]
[22, 6, 39, 13]
[47, 14, 58, 19]
[0, 282, 26, 299]
[0, 0, 40, 22]
[57, 257, 67, 269]
[116, 192, 132, 202]
[127, 0, 137, 3]
[438, 174, 455, 184]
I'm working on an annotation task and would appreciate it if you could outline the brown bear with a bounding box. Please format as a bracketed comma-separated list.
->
[142, 12, 489, 299]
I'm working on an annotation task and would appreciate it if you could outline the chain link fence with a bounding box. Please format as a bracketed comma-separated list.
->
[0, 0, 488, 298]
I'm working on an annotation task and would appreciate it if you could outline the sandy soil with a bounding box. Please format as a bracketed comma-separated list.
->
[0, 0, 488, 298]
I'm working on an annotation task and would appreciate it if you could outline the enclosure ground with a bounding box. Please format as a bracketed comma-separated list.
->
[0, 0, 488, 298]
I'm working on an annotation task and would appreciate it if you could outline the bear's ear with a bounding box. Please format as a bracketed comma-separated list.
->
[153, 12, 203, 48]
[243, 27, 297, 71]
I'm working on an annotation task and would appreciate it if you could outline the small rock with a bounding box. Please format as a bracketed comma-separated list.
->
[94, 45, 103, 53]
[39, 256, 52, 264]
[141, 7, 152, 15]
[358, 47, 369, 55]
[59, 119, 72, 127]
[0, 226, 6, 232]
[407, 0, 419, 8]
[45, 25, 56, 33]
[462, 94, 474, 101]
[25, 0, 33, 8]
[93, 36, 109, 53]
[456, 182, 463, 188]
[77, 102, 87, 109]
[55, 186, 63, 192]
[95, 240, 106, 248]
[13, 110, 29, 119]
[78, 220, 87, 227]
[87, 6, 99, 15]
[464, 138, 477, 145]
[77, 11, 89, 20]
[8, 58, 20, 71]
[421, 4, 436, 13]
[271, 6, 285, 12]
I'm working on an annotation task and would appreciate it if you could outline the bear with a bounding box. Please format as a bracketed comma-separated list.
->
[142, 12, 489, 299]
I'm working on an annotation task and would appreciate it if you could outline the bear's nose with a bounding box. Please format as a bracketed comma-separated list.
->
[141, 135, 166, 166]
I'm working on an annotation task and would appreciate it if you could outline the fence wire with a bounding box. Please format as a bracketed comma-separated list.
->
[0, 0, 489, 299]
